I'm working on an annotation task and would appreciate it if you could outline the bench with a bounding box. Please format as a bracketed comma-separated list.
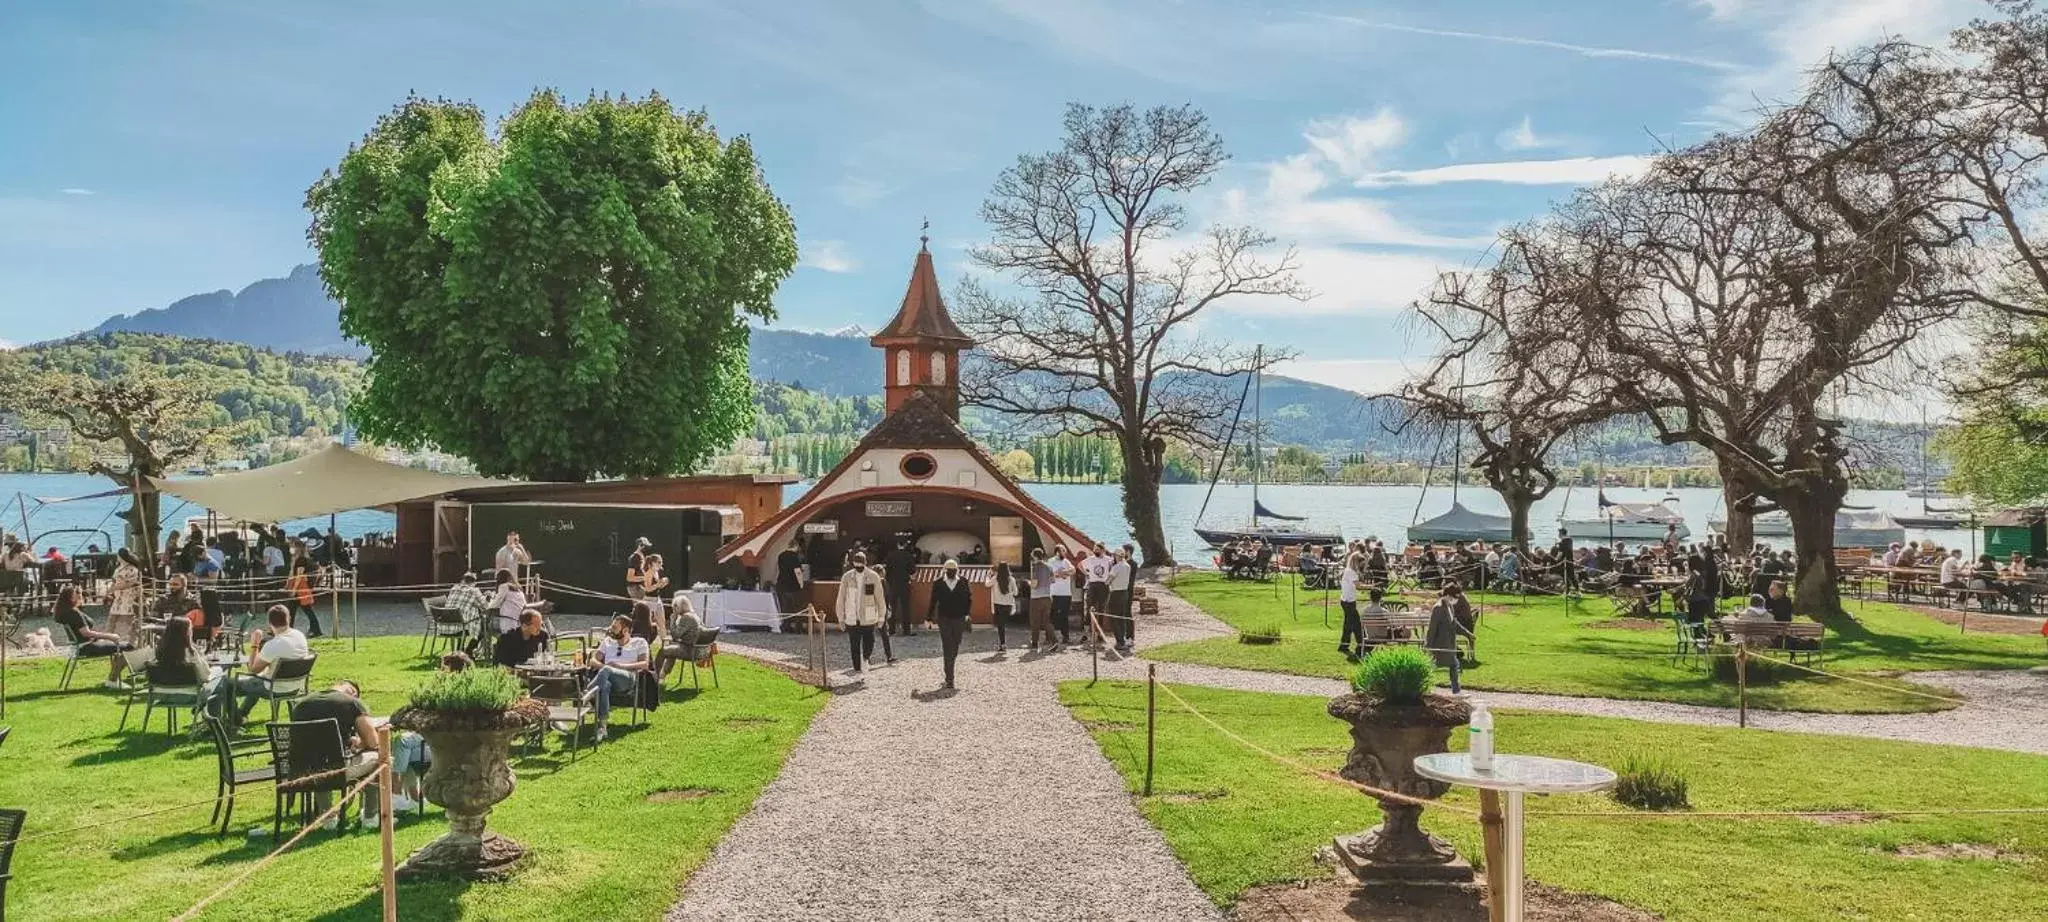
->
[1711, 618, 1826, 665]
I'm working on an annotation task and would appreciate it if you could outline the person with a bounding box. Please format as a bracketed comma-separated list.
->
[1028, 547, 1056, 652]
[54, 585, 132, 688]
[627, 600, 663, 646]
[1361, 587, 1390, 651]
[1497, 547, 1520, 590]
[1108, 545, 1136, 654]
[286, 555, 323, 638]
[626, 537, 653, 603]
[1425, 582, 1476, 694]
[192, 538, 225, 639]
[105, 547, 145, 645]
[1082, 543, 1114, 647]
[927, 558, 974, 690]
[494, 532, 530, 583]
[1764, 580, 1794, 622]
[656, 595, 705, 679]
[1939, 548, 1966, 592]
[632, 553, 670, 609]
[884, 538, 918, 636]
[1046, 544, 1075, 651]
[774, 543, 807, 617]
[989, 560, 1018, 653]
[835, 553, 889, 673]
[151, 616, 221, 726]
[447, 571, 489, 636]
[290, 679, 396, 825]
[1683, 553, 1718, 627]
[153, 572, 199, 629]
[586, 615, 650, 740]
[1662, 521, 1679, 552]
[262, 539, 287, 577]
[1881, 542, 1903, 569]
[488, 569, 527, 638]
[493, 607, 551, 668]
[161, 530, 183, 577]
[1337, 551, 1364, 659]
[1551, 527, 1577, 595]
[231, 605, 311, 728]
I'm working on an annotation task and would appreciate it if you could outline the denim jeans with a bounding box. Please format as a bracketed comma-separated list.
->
[1444, 655, 1463, 694]
[586, 667, 636, 722]
[232, 673, 274, 723]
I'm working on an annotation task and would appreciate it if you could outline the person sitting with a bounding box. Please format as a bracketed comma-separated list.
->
[492, 608, 551, 668]
[290, 680, 397, 826]
[586, 614, 651, 740]
[54, 585, 133, 689]
[655, 595, 706, 680]
[148, 616, 219, 724]
[152, 573, 197, 626]
[1764, 580, 1794, 622]
[446, 571, 489, 634]
[229, 605, 311, 729]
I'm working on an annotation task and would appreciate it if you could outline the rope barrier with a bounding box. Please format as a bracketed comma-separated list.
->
[1755, 653, 1970, 705]
[1530, 805, 2048, 820]
[13, 764, 360, 843]
[170, 771, 383, 922]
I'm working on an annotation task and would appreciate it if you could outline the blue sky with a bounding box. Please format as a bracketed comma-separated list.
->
[0, 0, 1986, 394]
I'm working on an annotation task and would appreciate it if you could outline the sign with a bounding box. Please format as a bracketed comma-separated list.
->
[865, 500, 913, 518]
[801, 520, 840, 538]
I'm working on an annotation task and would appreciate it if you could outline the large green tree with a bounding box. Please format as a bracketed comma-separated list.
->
[306, 91, 797, 480]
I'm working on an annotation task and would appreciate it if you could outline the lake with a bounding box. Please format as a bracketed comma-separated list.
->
[1, 472, 1975, 558]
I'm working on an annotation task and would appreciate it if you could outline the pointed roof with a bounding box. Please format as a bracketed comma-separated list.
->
[871, 242, 973, 347]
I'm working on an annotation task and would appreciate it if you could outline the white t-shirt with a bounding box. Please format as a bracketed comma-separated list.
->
[599, 635, 650, 670]
[1083, 554, 1113, 585]
[263, 546, 286, 570]
[1340, 566, 1359, 603]
[257, 628, 310, 677]
[1939, 556, 1961, 585]
[1108, 559, 1133, 591]
[1048, 559, 1075, 597]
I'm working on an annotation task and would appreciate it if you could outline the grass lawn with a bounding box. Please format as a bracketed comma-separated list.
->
[1061, 679, 2048, 921]
[1146, 572, 2047, 713]
[0, 636, 825, 921]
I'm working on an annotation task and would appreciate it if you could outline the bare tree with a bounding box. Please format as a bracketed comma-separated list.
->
[957, 103, 1308, 565]
[1555, 44, 1977, 614]
[1401, 236, 1620, 552]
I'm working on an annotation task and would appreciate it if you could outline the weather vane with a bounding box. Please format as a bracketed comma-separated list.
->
[920, 217, 930, 251]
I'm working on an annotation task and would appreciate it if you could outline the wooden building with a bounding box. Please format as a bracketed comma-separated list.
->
[717, 238, 1091, 622]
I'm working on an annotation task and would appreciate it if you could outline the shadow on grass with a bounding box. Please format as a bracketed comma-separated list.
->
[307, 876, 477, 922]
[68, 730, 194, 766]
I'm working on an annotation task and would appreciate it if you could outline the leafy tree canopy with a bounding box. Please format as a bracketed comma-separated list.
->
[306, 91, 798, 480]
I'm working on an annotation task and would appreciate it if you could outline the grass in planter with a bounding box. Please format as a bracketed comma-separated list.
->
[1237, 623, 1283, 645]
[1349, 646, 1433, 702]
[1610, 753, 1690, 811]
[407, 666, 525, 710]
[0, 635, 827, 922]
[1145, 572, 2043, 713]
[1060, 679, 2048, 921]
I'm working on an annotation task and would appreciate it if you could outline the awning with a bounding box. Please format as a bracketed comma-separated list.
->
[148, 444, 516, 524]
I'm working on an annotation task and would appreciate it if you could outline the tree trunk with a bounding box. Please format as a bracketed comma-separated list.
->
[1717, 463, 1754, 553]
[1780, 491, 1842, 617]
[1495, 481, 1536, 554]
[1119, 437, 1174, 568]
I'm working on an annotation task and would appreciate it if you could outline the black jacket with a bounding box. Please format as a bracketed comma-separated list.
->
[928, 576, 973, 621]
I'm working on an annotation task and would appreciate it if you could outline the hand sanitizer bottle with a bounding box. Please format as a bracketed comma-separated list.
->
[1468, 702, 1495, 772]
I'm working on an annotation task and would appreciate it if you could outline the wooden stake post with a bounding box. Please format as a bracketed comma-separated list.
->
[1480, 789, 1506, 922]
[1736, 645, 1749, 729]
[377, 726, 398, 922]
[1144, 663, 1158, 797]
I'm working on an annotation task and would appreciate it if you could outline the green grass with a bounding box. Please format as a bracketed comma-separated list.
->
[1147, 572, 2047, 713]
[1061, 679, 2048, 921]
[0, 636, 826, 921]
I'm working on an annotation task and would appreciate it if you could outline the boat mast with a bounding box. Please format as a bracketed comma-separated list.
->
[1251, 344, 1262, 528]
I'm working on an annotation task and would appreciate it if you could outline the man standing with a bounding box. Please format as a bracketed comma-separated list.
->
[1107, 545, 1135, 654]
[626, 537, 652, 603]
[1550, 527, 1577, 596]
[1082, 542, 1113, 647]
[926, 558, 973, 689]
[884, 538, 917, 636]
[835, 553, 889, 674]
[775, 543, 807, 617]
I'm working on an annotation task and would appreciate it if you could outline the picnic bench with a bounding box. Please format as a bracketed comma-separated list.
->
[1710, 617, 1825, 665]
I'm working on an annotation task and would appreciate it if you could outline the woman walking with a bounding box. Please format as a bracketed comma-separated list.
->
[106, 547, 145, 645]
[927, 558, 973, 689]
[836, 553, 888, 673]
[286, 555, 323, 638]
[1337, 551, 1364, 660]
[990, 560, 1017, 653]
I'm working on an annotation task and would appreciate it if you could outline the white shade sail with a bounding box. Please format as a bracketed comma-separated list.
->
[149, 444, 514, 524]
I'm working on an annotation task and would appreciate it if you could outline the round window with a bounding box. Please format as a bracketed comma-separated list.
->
[899, 452, 938, 480]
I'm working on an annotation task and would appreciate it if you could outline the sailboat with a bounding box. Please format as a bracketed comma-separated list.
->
[1561, 489, 1690, 542]
[1894, 411, 1970, 529]
[1405, 422, 1521, 543]
[1193, 347, 1343, 549]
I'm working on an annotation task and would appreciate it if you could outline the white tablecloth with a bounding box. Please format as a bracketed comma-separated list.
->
[685, 589, 784, 632]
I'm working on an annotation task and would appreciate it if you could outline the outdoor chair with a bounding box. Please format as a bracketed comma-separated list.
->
[667, 625, 725, 691]
[418, 596, 469, 659]
[131, 662, 205, 737]
[246, 656, 318, 726]
[1670, 615, 1709, 668]
[0, 726, 9, 753]
[56, 622, 116, 692]
[267, 718, 375, 839]
[113, 648, 156, 730]
[202, 715, 275, 838]
[1609, 586, 1649, 620]
[523, 674, 598, 762]
[0, 807, 23, 921]
[217, 611, 259, 654]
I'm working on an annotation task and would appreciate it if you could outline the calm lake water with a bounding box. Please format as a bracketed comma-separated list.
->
[1, 472, 1974, 558]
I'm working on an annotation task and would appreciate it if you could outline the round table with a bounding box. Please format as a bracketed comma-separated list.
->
[1413, 753, 1615, 922]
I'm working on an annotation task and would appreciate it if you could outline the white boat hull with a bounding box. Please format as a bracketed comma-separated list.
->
[1561, 520, 1689, 542]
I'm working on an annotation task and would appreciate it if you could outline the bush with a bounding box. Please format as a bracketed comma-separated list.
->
[1350, 646, 1435, 704]
[1611, 753, 1691, 811]
[1237, 623, 1283, 645]
[408, 667, 526, 711]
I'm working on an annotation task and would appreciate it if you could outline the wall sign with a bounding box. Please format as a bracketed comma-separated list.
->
[802, 520, 840, 537]
[865, 500, 913, 518]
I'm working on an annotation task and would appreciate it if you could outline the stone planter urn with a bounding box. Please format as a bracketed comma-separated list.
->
[1325, 692, 1474, 883]
[390, 698, 547, 881]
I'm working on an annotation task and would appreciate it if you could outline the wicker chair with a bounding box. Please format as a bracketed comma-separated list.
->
[0, 807, 23, 919]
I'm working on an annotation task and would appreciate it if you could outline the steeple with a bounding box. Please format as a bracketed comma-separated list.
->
[873, 231, 973, 420]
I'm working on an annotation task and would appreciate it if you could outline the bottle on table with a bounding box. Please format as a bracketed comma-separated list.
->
[1468, 701, 1495, 773]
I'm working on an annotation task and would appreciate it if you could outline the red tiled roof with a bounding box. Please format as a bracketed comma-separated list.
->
[870, 246, 972, 347]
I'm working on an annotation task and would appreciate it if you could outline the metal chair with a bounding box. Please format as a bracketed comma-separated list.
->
[114, 648, 156, 730]
[56, 622, 114, 691]
[0, 807, 23, 920]
[267, 718, 372, 839]
[134, 662, 204, 736]
[418, 596, 468, 658]
[246, 656, 318, 727]
[668, 626, 724, 690]
[203, 715, 275, 838]
[523, 674, 598, 762]
[0, 726, 9, 753]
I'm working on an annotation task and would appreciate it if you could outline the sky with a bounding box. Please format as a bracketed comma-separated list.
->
[0, 0, 1991, 397]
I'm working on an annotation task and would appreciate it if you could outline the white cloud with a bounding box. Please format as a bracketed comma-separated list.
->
[60, 188, 94, 196]
[1301, 109, 1407, 180]
[1270, 357, 1424, 398]
[1700, 0, 1979, 120]
[1355, 155, 1656, 187]
[800, 239, 858, 273]
[1311, 13, 1741, 70]
[1216, 110, 1492, 249]
[1495, 116, 1560, 152]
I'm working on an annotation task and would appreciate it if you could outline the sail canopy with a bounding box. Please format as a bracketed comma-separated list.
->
[1253, 500, 1305, 522]
[148, 444, 515, 524]
[1407, 502, 1520, 543]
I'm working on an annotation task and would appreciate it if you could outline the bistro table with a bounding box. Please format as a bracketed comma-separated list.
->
[1414, 752, 1616, 922]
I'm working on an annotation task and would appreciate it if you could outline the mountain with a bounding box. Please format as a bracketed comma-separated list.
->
[88, 264, 365, 357]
